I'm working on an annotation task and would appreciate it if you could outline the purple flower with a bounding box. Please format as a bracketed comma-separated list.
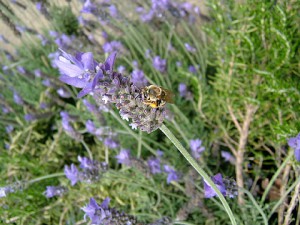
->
[34, 69, 42, 77]
[36, 2, 43, 11]
[221, 151, 236, 165]
[189, 65, 199, 74]
[5, 125, 14, 133]
[184, 43, 196, 52]
[57, 88, 71, 98]
[40, 102, 48, 109]
[55, 50, 99, 98]
[189, 139, 205, 159]
[102, 41, 123, 53]
[55, 34, 75, 49]
[60, 111, 75, 133]
[83, 99, 98, 114]
[56, 50, 167, 133]
[117, 65, 126, 73]
[78, 156, 97, 170]
[176, 61, 182, 67]
[109, 5, 118, 17]
[288, 133, 300, 162]
[85, 120, 96, 134]
[64, 164, 79, 186]
[152, 56, 167, 73]
[81, 0, 97, 14]
[13, 91, 24, 105]
[131, 69, 148, 88]
[42, 79, 52, 87]
[2, 106, 10, 114]
[17, 66, 26, 74]
[37, 34, 48, 46]
[24, 114, 37, 121]
[104, 138, 119, 149]
[147, 157, 161, 174]
[204, 173, 226, 198]
[164, 165, 179, 184]
[44, 186, 66, 198]
[81, 197, 111, 224]
[178, 83, 193, 100]
[61, 111, 80, 138]
[115, 149, 131, 165]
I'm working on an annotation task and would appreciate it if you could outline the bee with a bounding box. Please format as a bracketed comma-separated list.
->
[141, 85, 174, 108]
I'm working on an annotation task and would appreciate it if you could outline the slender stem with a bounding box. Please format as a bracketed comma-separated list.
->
[137, 130, 142, 158]
[81, 140, 93, 160]
[159, 124, 236, 225]
[260, 150, 294, 205]
[283, 180, 300, 225]
[27, 173, 65, 185]
[109, 110, 156, 155]
[268, 175, 300, 219]
[171, 119, 190, 146]
[105, 146, 109, 164]
[242, 188, 268, 225]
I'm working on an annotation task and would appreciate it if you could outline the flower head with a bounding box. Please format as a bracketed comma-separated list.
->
[164, 165, 180, 184]
[102, 41, 123, 54]
[64, 164, 79, 186]
[288, 133, 300, 162]
[116, 149, 131, 165]
[82, 198, 111, 224]
[178, 83, 193, 100]
[131, 69, 148, 88]
[56, 50, 167, 133]
[184, 43, 196, 53]
[189, 139, 205, 159]
[221, 151, 236, 165]
[13, 91, 24, 105]
[44, 186, 67, 198]
[147, 157, 161, 174]
[82, 197, 139, 224]
[203, 173, 226, 198]
[152, 56, 167, 73]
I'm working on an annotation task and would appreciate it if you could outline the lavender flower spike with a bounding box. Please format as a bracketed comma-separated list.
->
[204, 173, 226, 198]
[56, 50, 167, 133]
[82, 197, 140, 224]
[189, 139, 205, 159]
[44, 186, 67, 198]
[64, 164, 79, 186]
[288, 133, 300, 161]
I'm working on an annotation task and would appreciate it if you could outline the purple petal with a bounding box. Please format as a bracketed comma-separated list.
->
[77, 82, 93, 98]
[100, 197, 110, 209]
[55, 60, 83, 77]
[92, 70, 104, 89]
[81, 52, 94, 71]
[102, 52, 117, 72]
[59, 75, 87, 88]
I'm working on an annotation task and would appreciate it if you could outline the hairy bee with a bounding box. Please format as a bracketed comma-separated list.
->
[141, 85, 174, 108]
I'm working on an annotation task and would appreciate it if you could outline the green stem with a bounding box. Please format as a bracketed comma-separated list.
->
[137, 130, 142, 158]
[109, 110, 156, 155]
[105, 146, 109, 165]
[268, 175, 300, 219]
[81, 140, 93, 160]
[159, 124, 236, 225]
[27, 173, 65, 185]
[242, 188, 268, 225]
[260, 150, 293, 205]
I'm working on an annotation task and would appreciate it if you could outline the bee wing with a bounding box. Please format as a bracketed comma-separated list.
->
[162, 89, 175, 103]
